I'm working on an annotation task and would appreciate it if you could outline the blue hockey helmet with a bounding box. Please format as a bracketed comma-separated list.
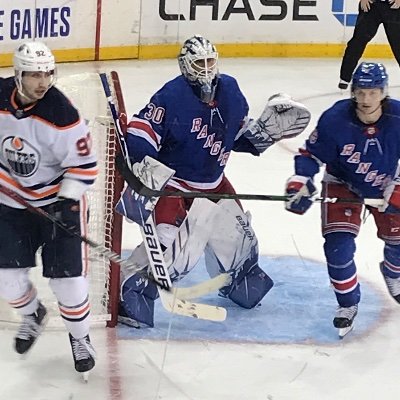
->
[178, 35, 219, 103]
[351, 62, 388, 95]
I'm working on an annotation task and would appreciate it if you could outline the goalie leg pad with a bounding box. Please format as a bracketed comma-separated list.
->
[119, 241, 159, 328]
[166, 198, 218, 282]
[220, 259, 274, 309]
[120, 273, 159, 328]
[121, 198, 217, 280]
[204, 199, 258, 278]
[119, 199, 218, 327]
[121, 242, 149, 282]
[205, 199, 273, 307]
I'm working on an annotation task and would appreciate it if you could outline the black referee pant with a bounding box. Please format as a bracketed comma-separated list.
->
[340, 2, 400, 83]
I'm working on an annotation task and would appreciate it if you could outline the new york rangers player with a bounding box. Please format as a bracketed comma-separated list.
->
[285, 62, 400, 338]
[0, 42, 96, 378]
[119, 35, 311, 327]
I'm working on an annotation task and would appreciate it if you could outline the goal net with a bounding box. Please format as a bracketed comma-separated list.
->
[0, 72, 125, 328]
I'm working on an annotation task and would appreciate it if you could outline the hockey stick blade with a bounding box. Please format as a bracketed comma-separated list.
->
[171, 273, 231, 300]
[121, 264, 229, 301]
[160, 291, 227, 321]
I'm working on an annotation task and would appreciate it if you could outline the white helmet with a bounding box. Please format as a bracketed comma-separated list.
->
[14, 41, 55, 72]
[178, 35, 219, 103]
[14, 41, 56, 97]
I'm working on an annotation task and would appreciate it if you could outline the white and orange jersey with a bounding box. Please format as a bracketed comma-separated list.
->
[0, 77, 98, 208]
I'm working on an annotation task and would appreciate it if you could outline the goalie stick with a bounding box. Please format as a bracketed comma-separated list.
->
[100, 72, 227, 322]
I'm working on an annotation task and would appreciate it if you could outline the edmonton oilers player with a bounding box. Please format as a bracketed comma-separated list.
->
[0, 42, 96, 379]
[118, 35, 311, 327]
[285, 62, 400, 337]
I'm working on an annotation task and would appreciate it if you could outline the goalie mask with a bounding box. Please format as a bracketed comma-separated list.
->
[178, 35, 219, 103]
[13, 41, 57, 101]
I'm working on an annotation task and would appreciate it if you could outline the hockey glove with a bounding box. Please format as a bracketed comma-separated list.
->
[380, 178, 400, 214]
[284, 175, 317, 215]
[48, 198, 81, 232]
[237, 93, 311, 153]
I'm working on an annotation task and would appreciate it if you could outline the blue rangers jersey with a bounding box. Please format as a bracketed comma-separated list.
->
[126, 74, 258, 190]
[0, 77, 98, 208]
[295, 98, 400, 198]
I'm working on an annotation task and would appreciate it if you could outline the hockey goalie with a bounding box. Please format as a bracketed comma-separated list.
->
[117, 35, 311, 327]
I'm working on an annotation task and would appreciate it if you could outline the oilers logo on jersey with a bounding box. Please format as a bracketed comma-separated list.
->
[2, 136, 39, 177]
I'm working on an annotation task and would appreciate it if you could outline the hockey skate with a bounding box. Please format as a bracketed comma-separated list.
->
[14, 302, 48, 355]
[333, 304, 358, 339]
[69, 333, 96, 382]
[380, 262, 400, 304]
[338, 79, 349, 90]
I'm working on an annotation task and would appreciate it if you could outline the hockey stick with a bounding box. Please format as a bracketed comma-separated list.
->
[100, 72, 227, 321]
[0, 182, 225, 304]
[115, 155, 384, 207]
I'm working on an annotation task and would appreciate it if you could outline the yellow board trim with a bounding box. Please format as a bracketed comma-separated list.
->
[0, 43, 395, 67]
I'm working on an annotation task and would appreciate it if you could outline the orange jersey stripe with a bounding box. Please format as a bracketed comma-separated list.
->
[59, 302, 90, 316]
[9, 286, 36, 307]
[66, 167, 99, 176]
[0, 171, 60, 199]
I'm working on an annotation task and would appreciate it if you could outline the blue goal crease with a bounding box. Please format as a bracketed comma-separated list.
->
[117, 254, 383, 345]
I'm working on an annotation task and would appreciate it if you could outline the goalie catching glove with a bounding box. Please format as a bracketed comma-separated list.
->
[284, 175, 317, 215]
[237, 93, 311, 153]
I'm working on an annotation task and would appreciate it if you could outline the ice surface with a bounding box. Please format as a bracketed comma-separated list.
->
[1, 57, 400, 400]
